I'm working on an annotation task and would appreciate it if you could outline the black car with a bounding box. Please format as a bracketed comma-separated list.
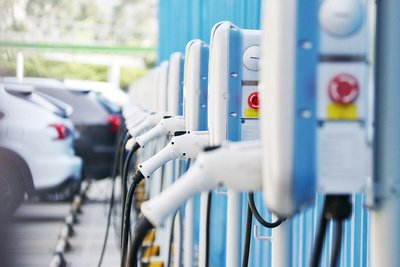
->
[37, 87, 120, 180]
[4, 77, 120, 180]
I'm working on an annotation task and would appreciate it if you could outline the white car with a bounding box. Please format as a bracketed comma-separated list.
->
[0, 82, 82, 215]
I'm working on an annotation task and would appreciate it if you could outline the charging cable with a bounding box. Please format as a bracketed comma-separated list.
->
[97, 126, 129, 267]
[121, 150, 144, 267]
[310, 195, 352, 267]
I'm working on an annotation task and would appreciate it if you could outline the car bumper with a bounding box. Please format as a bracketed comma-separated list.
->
[30, 155, 83, 190]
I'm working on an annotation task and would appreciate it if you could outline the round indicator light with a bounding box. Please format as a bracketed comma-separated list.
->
[328, 74, 359, 104]
[248, 92, 259, 109]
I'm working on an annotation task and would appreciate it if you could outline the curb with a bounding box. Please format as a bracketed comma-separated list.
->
[48, 182, 90, 267]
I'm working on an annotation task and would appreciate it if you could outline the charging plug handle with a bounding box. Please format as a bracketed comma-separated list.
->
[323, 195, 352, 221]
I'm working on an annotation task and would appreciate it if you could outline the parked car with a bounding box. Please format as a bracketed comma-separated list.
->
[3, 77, 121, 180]
[0, 82, 83, 213]
[64, 79, 127, 107]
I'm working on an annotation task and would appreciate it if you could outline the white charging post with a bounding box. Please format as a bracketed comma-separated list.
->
[182, 39, 209, 267]
[161, 51, 184, 265]
[316, 0, 369, 196]
[204, 21, 260, 267]
[262, 0, 370, 266]
[130, 41, 209, 267]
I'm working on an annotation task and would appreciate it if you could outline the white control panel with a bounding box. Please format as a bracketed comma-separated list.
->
[317, 0, 370, 194]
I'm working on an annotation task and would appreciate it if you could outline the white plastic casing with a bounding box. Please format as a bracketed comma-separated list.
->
[243, 45, 261, 71]
[207, 21, 260, 146]
[167, 52, 184, 115]
[319, 0, 367, 55]
[184, 40, 209, 131]
[141, 141, 262, 226]
[137, 131, 210, 178]
[319, 0, 363, 36]
[157, 61, 169, 112]
[260, 0, 298, 216]
[128, 111, 171, 138]
[125, 113, 147, 134]
[135, 116, 185, 148]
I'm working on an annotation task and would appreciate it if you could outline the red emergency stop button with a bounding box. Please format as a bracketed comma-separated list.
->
[248, 92, 259, 109]
[328, 74, 359, 104]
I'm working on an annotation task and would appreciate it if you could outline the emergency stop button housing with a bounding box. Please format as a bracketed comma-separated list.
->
[328, 74, 359, 104]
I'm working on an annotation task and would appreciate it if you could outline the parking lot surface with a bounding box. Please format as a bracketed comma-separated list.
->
[6, 180, 120, 267]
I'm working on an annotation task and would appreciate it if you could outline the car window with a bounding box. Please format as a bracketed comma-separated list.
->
[36, 87, 109, 123]
[6, 90, 68, 118]
[95, 93, 121, 114]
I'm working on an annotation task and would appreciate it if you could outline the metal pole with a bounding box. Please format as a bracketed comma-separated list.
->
[16, 52, 24, 82]
[108, 60, 120, 88]
[370, 0, 400, 266]
[272, 217, 292, 267]
[198, 192, 208, 267]
[183, 199, 194, 267]
[226, 190, 241, 267]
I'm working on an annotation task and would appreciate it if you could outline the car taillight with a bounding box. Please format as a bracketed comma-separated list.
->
[49, 123, 71, 140]
[107, 114, 120, 133]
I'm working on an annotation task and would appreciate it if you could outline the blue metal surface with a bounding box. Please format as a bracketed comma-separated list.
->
[227, 26, 243, 142]
[292, 0, 318, 208]
[178, 57, 185, 116]
[198, 43, 209, 131]
[158, 0, 261, 63]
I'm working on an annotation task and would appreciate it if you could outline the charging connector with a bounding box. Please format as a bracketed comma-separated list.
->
[141, 140, 261, 227]
[128, 112, 171, 138]
[137, 131, 209, 178]
[135, 116, 185, 148]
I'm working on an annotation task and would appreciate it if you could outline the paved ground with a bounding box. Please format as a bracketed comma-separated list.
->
[5, 179, 121, 267]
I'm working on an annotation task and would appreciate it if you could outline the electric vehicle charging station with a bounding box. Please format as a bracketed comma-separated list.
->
[261, 0, 370, 266]
[206, 21, 260, 267]
[118, 60, 174, 267]
[119, 52, 188, 267]
[124, 41, 210, 266]
[131, 40, 210, 266]
[181, 40, 209, 267]
[157, 51, 185, 266]
[261, 0, 370, 217]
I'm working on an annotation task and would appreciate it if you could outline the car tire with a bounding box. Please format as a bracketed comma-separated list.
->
[0, 166, 24, 219]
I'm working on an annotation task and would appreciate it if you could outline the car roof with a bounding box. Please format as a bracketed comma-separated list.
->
[64, 79, 127, 106]
[3, 83, 35, 94]
[2, 77, 65, 88]
[0, 82, 72, 119]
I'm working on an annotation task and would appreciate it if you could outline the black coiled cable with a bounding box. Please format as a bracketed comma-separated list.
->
[248, 192, 285, 228]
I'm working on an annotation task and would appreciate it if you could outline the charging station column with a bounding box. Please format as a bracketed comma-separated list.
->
[226, 30, 260, 267]
[182, 40, 209, 267]
[370, 1, 400, 266]
[316, 0, 369, 195]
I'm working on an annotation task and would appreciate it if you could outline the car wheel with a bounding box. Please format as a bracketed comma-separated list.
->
[0, 168, 24, 218]
[38, 180, 81, 202]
